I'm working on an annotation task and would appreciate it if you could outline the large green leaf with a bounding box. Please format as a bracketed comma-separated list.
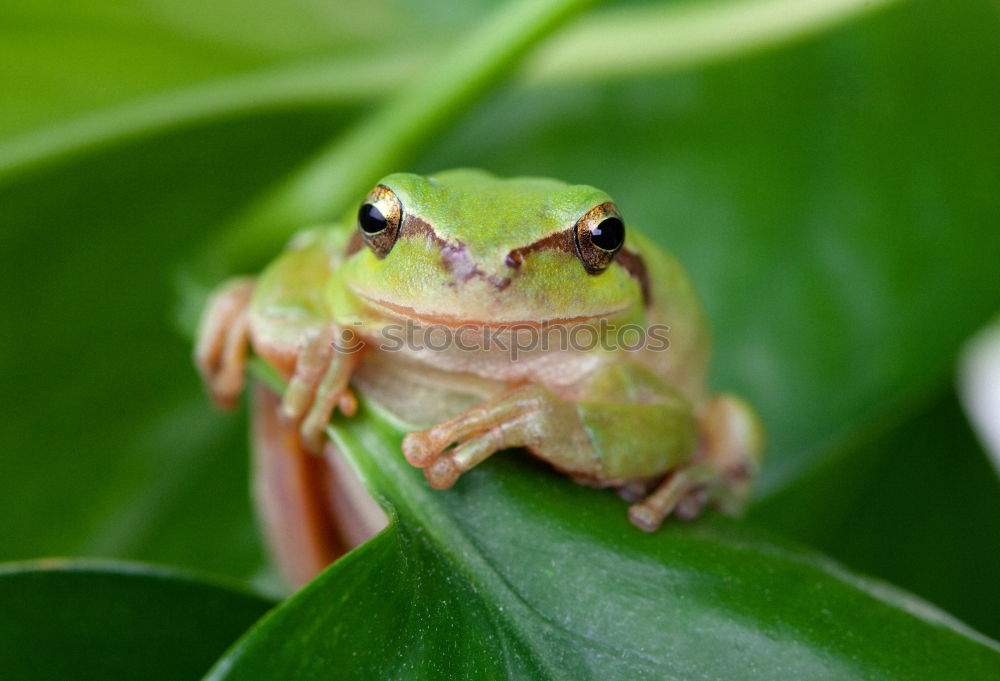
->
[0, 561, 273, 681]
[0, 0, 474, 141]
[1, 0, 898, 182]
[752, 391, 1000, 639]
[205, 402, 1000, 680]
[0, 112, 350, 579]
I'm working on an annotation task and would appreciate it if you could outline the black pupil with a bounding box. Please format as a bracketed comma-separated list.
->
[359, 203, 388, 234]
[591, 217, 624, 251]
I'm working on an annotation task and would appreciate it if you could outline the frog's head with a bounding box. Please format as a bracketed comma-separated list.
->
[340, 169, 648, 327]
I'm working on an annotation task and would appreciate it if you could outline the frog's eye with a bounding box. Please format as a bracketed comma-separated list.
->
[358, 185, 402, 257]
[573, 202, 625, 273]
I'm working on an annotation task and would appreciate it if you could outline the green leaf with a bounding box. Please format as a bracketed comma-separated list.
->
[524, 0, 905, 83]
[751, 390, 1000, 640]
[0, 0, 471, 141]
[0, 0, 900, 184]
[205, 403, 1000, 680]
[0, 560, 273, 681]
[0, 113, 351, 579]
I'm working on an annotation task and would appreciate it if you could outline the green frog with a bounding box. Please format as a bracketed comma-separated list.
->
[196, 169, 763, 584]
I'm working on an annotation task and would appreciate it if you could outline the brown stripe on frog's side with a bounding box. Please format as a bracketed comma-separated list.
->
[402, 214, 447, 248]
[344, 231, 364, 257]
[615, 248, 652, 307]
[345, 213, 444, 258]
[506, 227, 652, 307]
[504, 228, 575, 269]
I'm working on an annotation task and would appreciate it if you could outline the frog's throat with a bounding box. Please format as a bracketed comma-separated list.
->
[354, 293, 630, 329]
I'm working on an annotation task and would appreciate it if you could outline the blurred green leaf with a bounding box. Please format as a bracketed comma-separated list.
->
[1, 0, 902, 194]
[522, 0, 903, 83]
[0, 0, 481, 140]
[0, 112, 352, 579]
[752, 390, 1000, 639]
[0, 560, 273, 681]
[185, 0, 906, 275]
[959, 316, 1000, 473]
[205, 402, 1000, 681]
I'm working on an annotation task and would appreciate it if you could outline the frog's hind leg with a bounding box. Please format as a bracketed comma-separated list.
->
[628, 394, 763, 531]
[251, 382, 385, 587]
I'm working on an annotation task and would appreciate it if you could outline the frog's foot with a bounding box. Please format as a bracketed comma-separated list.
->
[402, 385, 592, 489]
[628, 394, 763, 532]
[627, 469, 712, 531]
[281, 324, 361, 452]
[195, 277, 255, 409]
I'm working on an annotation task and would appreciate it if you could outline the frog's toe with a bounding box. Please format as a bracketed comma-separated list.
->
[300, 387, 356, 453]
[298, 420, 325, 454]
[402, 431, 438, 467]
[627, 503, 663, 532]
[338, 390, 358, 417]
[629, 482, 710, 529]
[405, 411, 521, 485]
[283, 326, 361, 452]
[422, 426, 507, 488]
[281, 328, 335, 422]
[208, 318, 250, 409]
[675, 487, 709, 522]
[627, 466, 712, 532]
[194, 277, 254, 409]
[425, 456, 461, 489]
[402, 412, 489, 469]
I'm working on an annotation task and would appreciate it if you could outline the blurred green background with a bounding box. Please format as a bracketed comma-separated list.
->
[2, 0, 999, 643]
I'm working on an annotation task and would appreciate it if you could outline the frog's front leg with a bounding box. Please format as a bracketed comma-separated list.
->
[194, 277, 255, 409]
[247, 241, 364, 452]
[403, 363, 762, 530]
[403, 381, 696, 488]
[403, 382, 610, 487]
[196, 241, 361, 450]
[402, 365, 692, 509]
[279, 323, 362, 452]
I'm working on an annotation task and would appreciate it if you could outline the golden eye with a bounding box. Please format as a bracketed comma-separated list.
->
[573, 202, 625, 273]
[358, 185, 402, 257]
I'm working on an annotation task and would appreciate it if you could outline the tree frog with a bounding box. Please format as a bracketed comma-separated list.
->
[196, 169, 763, 584]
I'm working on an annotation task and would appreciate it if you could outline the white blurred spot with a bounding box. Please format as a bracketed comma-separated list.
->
[959, 319, 1000, 476]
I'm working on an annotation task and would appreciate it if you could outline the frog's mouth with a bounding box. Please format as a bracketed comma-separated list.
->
[355, 293, 629, 328]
